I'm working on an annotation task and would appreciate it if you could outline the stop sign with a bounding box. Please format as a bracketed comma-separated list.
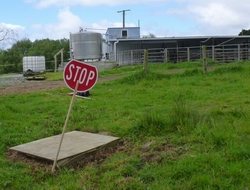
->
[63, 60, 98, 92]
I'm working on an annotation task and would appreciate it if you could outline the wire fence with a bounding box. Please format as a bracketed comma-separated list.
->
[1, 43, 250, 74]
[112, 43, 250, 66]
[0, 60, 66, 74]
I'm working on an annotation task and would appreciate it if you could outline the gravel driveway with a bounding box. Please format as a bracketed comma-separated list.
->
[0, 74, 25, 87]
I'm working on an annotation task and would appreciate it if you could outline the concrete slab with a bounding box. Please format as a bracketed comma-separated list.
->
[10, 131, 120, 166]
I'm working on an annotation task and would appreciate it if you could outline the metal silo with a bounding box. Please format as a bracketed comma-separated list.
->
[70, 31, 102, 60]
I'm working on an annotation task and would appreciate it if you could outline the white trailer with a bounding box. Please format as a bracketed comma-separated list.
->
[23, 56, 46, 76]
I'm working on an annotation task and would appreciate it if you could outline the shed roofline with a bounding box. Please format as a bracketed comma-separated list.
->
[113, 35, 250, 42]
[107, 27, 140, 30]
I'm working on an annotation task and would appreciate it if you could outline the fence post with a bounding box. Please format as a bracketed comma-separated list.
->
[143, 49, 148, 73]
[238, 45, 241, 61]
[187, 47, 190, 62]
[202, 45, 207, 75]
[176, 44, 179, 63]
[122, 52, 124, 66]
[54, 56, 57, 72]
[212, 45, 215, 61]
[222, 46, 225, 62]
[164, 48, 168, 63]
[131, 51, 133, 65]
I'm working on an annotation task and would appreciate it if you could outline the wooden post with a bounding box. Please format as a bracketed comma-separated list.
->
[122, 52, 124, 66]
[164, 49, 168, 63]
[223, 46, 225, 62]
[61, 50, 63, 66]
[54, 56, 57, 72]
[143, 49, 148, 72]
[52, 80, 79, 172]
[187, 47, 190, 62]
[131, 50, 133, 65]
[212, 45, 215, 61]
[202, 45, 207, 75]
[176, 43, 179, 63]
[238, 44, 241, 61]
[54, 48, 64, 72]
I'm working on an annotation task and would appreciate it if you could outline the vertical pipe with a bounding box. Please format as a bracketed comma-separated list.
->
[114, 40, 119, 63]
[123, 11, 125, 28]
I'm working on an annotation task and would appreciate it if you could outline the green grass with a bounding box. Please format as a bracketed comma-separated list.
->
[1, 61, 250, 189]
[40, 72, 63, 81]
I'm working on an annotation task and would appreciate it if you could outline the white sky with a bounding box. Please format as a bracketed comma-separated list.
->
[1, 0, 250, 46]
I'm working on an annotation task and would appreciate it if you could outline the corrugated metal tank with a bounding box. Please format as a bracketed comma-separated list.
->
[70, 32, 102, 60]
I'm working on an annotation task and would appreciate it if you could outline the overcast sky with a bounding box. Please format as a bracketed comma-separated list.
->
[1, 0, 250, 47]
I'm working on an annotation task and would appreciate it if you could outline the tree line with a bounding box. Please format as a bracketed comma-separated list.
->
[238, 29, 250, 36]
[0, 38, 70, 74]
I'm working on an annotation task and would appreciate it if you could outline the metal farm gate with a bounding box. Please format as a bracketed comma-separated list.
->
[112, 43, 250, 66]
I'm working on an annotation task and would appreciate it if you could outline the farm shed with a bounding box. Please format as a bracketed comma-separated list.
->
[105, 28, 250, 65]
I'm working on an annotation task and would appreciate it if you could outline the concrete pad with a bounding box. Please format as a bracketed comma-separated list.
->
[10, 131, 120, 166]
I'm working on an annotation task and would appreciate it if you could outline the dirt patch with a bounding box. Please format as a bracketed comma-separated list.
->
[0, 66, 220, 95]
[6, 149, 52, 171]
[6, 139, 127, 172]
[140, 143, 187, 163]
[0, 75, 124, 95]
[6, 138, 187, 173]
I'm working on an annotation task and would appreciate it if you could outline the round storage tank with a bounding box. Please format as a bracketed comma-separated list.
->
[70, 32, 102, 60]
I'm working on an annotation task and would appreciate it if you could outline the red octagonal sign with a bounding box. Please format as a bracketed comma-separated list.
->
[63, 60, 98, 92]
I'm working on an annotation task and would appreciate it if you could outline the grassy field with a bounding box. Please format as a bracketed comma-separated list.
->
[0, 60, 250, 189]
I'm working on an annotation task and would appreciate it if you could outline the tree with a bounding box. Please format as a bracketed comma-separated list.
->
[0, 38, 70, 74]
[27, 38, 69, 70]
[0, 27, 18, 49]
[11, 39, 32, 55]
[238, 29, 250, 36]
[142, 33, 156, 38]
[0, 39, 31, 73]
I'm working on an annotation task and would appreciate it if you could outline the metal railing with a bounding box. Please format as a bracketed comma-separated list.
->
[111, 43, 250, 66]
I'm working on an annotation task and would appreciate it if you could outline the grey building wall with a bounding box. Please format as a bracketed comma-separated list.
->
[106, 27, 140, 42]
